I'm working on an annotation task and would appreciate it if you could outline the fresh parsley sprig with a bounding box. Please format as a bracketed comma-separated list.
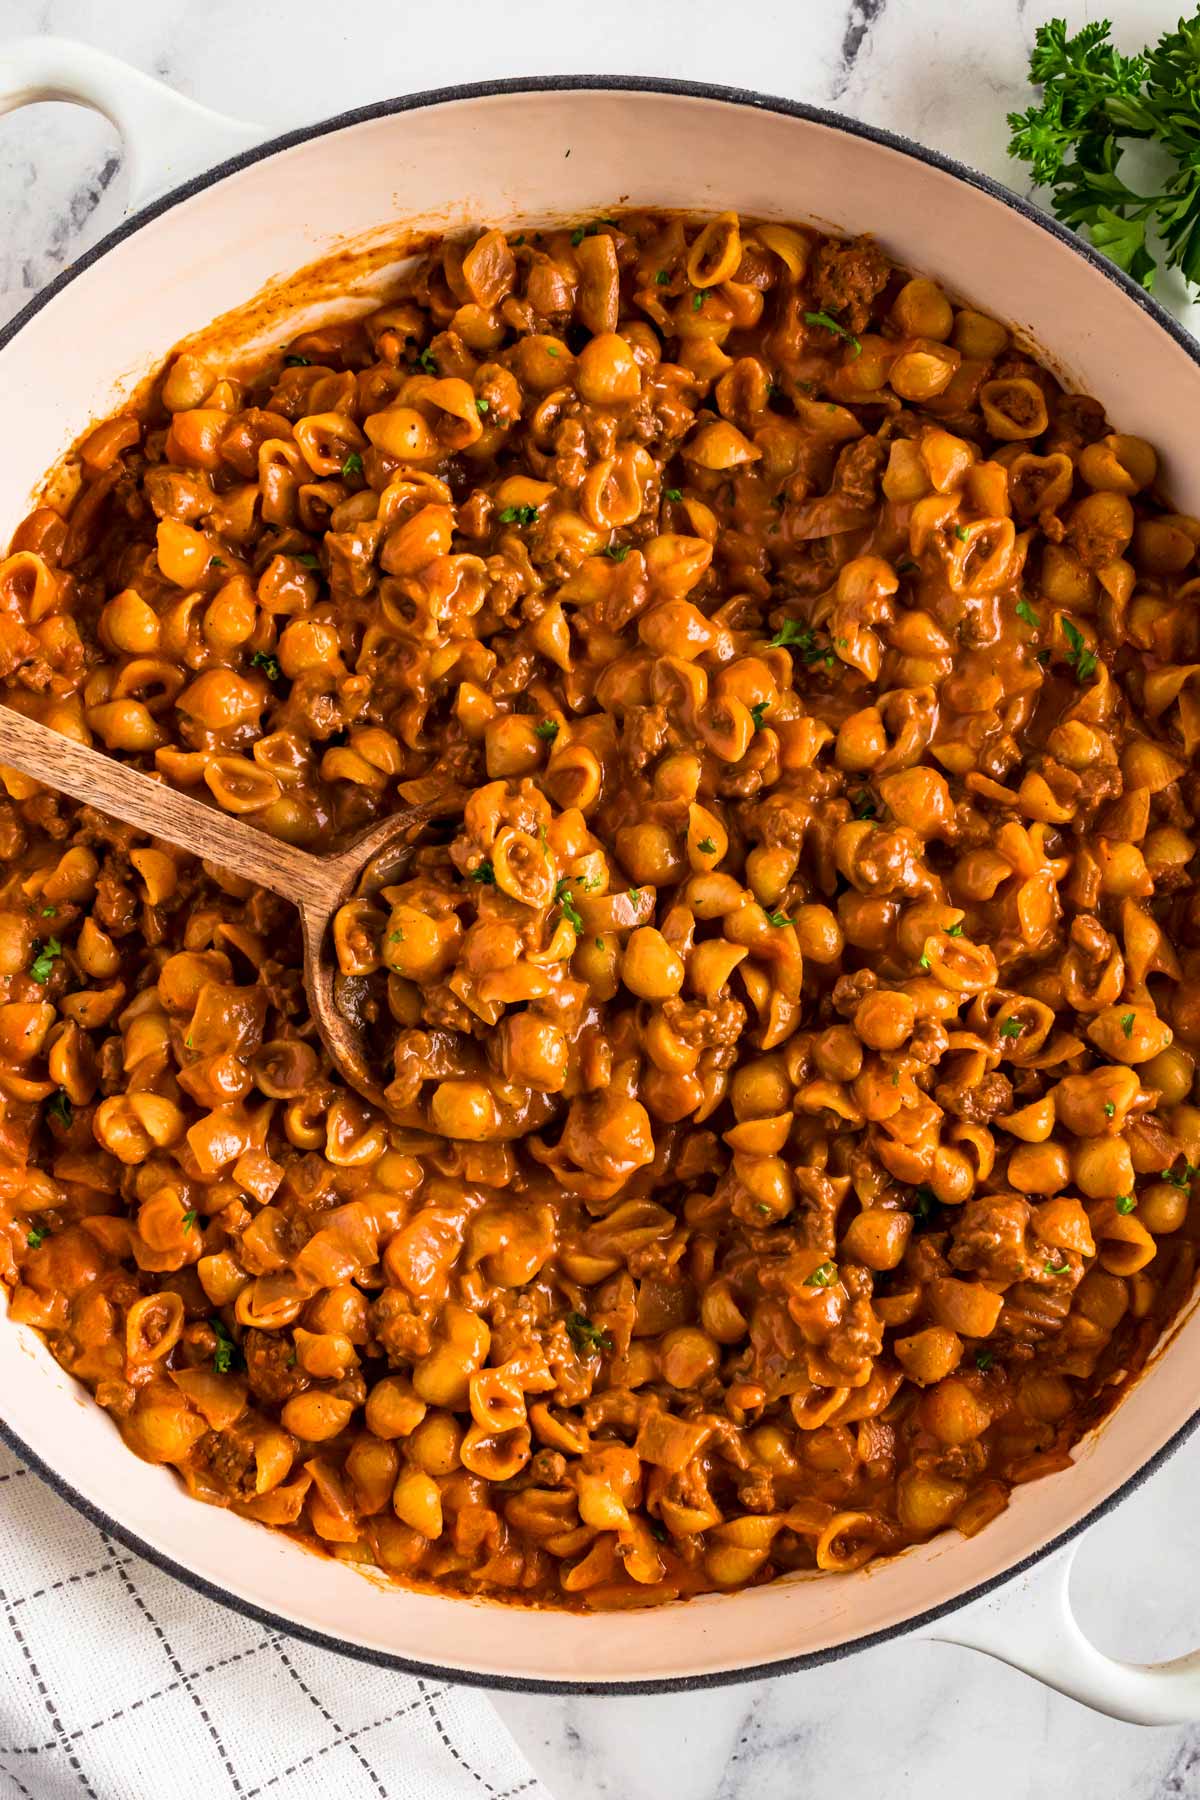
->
[1008, 14, 1200, 292]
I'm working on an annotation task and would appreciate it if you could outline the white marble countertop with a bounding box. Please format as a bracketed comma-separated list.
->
[3, 1, 1200, 1795]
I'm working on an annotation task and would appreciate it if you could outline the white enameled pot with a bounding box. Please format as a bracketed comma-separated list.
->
[2, 36, 1200, 1715]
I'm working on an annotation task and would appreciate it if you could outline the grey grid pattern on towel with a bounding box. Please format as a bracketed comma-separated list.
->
[0, 1444, 550, 1800]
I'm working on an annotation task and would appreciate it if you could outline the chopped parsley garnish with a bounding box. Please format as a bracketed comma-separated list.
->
[854, 792, 877, 820]
[341, 451, 364, 479]
[570, 225, 589, 246]
[1121, 1011, 1135, 1037]
[1161, 1163, 1198, 1188]
[295, 552, 319, 569]
[389, 929, 405, 943]
[46, 1090, 72, 1129]
[697, 836, 717, 855]
[604, 542, 631, 561]
[26, 1226, 46, 1249]
[919, 951, 931, 971]
[1062, 617, 1098, 683]
[565, 1311, 611, 1354]
[768, 618, 814, 651]
[1015, 598, 1039, 628]
[182, 1209, 198, 1231]
[554, 880, 584, 932]
[208, 556, 225, 571]
[251, 650, 281, 682]
[40, 906, 56, 918]
[283, 353, 310, 367]
[469, 860, 497, 885]
[999, 1018, 1024, 1039]
[534, 718, 560, 741]
[749, 700, 770, 730]
[28, 939, 61, 985]
[954, 524, 969, 541]
[665, 486, 683, 501]
[804, 1261, 837, 1288]
[975, 1349, 994, 1371]
[418, 347, 438, 374]
[475, 397, 489, 415]
[1044, 1258, 1070, 1275]
[803, 310, 862, 355]
[1116, 1194, 1137, 1215]
[912, 1185, 937, 1221]
[627, 887, 642, 903]
[655, 270, 670, 285]
[1104, 1101, 1116, 1118]
[498, 504, 538, 526]
[947, 921, 964, 937]
[212, 1319, 240, 1375]
[692, 291, 704, 311]
[512, 233, 525, 247]
[765, 909, 793, 928]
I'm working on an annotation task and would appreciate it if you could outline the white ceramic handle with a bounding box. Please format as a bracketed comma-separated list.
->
[926, 1541, 1200, 1723]
[0, 36, 263, 211]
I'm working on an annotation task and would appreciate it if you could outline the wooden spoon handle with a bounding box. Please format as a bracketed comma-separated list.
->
[0, 708, 330, 909]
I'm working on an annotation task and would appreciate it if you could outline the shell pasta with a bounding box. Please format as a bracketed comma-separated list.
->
[0, 209, 1198, 1608]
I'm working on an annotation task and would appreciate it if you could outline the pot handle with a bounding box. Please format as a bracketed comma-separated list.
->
[0, 36, 263, 211]
[925, 1541, 1200, 1724]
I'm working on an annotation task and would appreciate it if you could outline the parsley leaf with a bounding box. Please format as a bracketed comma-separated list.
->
[975, 1349, 994, 1371]
[697, 836, 717, 855]
[498, 504, 538, 526]
[46, 1090, 72, 1129]
[283, 353, 310, 367]
[604, 542, 631, 561]
[211, 1319, 242, 1375]
[251, 650, 281, 682]
[418, 347, 438, 374]
[554, 880, 584, 933]
[1116, 1193, 1137, 1215]
[804, 1261, 837, 1288]
[1006, 15, 1200, 294]
[1121, 1011, 1135, 1037]
[768, 618, 814, 652]
[1161, 1163, 1198, 1188]
[28, 939, 61, 984]
[469, 860, 497, 885]
[1044, 1258, 1070, 1276]
[999, 1018, 1024, 1039]
[1015, 598, 1039, 628]
[1062, 616, 1098, 683]
[534, 718, 559, 741]
[764, 908, 793, 928]
[954, 524, 969, 541]
[475, 397, 489, 415]
[947, 921, 964, 937]
[803, 310, 862, 355]
[341, 451, 364, 479]
[912, 1185, 937, 1222]
[692, 291, 704, 311]
[26, 1226, 46, 1249]
[749, 700, 770, 730]
[565, 1311, 611, 1354]
[182, 1209, 198, 1231]
[665, 486, 683, 501]
[655, 270, 671, 286]
[1105, 1101, 1116, 1119]
[295, 551, 319, 570]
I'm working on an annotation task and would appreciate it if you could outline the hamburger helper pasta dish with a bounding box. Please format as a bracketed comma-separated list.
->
[1, 208, 1199, 1610]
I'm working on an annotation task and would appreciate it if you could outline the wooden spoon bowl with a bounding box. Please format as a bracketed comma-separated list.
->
[0, 708, 434, 1111]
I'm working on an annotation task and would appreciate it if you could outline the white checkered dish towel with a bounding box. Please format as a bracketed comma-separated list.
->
[0, 1444, 551, 1800]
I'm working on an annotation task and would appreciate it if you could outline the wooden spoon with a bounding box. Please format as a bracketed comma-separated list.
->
[0, 708, 435, 1111]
